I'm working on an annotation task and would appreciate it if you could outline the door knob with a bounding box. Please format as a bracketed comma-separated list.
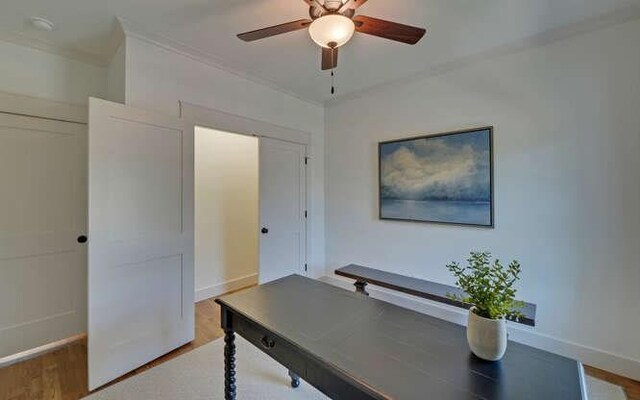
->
[261, 227, 269, 234]
[77, 235, 88, 244]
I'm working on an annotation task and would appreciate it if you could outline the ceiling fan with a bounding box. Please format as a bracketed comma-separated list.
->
[237, 0, 427, 71]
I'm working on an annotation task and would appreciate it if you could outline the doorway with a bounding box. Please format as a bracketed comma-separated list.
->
[194, 127, 259, 301]
[195, 126, 308, 291]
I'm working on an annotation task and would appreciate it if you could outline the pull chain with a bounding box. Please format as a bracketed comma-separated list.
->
[331, 69, 335, 95]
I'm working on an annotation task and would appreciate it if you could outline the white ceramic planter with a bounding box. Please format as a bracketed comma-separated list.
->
[466, 307, 507, 361]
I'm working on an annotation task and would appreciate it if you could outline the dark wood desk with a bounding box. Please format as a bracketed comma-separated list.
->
[216, 275, 586, 400]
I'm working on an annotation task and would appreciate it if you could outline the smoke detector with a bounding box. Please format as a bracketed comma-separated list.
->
[29, 17, 55, 32]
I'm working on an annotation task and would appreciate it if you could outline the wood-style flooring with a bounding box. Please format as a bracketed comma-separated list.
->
[0, 298, 223, 400]
[1, 294, 639, 400]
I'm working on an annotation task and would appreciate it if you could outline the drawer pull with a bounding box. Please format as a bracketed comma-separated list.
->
[260, 336, 276, 349]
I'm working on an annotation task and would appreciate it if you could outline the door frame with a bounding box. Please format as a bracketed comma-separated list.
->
[0, 91, 87, 124]
[180, 101, 311, 278]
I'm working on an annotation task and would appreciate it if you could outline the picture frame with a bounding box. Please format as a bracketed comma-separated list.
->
[378, 127, 494, 228]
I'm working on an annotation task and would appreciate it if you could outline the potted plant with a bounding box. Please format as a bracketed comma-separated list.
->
[446, 251, 524, 361]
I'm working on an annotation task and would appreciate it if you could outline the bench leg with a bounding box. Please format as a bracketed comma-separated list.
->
[224, 329, 237, 400]
[354, 280, 369, 296]
[288, 370, 301, 388]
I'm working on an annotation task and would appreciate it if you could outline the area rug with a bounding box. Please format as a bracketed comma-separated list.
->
[84, 337, 626, 399]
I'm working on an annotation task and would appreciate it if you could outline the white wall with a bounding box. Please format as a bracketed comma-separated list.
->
[0, 40, 106, 105]
[124, 35, 326, 278]
[194, 127, 259, 301]
[325, 19, 640, 379]
[106, 41, 126, 103]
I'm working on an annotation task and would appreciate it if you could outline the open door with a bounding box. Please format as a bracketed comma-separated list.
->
[87, 98, 194, 390]
[259, 137, 307, 284]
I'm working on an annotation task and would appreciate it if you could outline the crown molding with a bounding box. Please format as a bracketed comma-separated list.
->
[0, 18, 125, 68]
[0, 16, 322, 107]
[117, 17, 324, 108]
[0, 29, 108, 67]
[5, 4, 636, 109]
[326, 4, 640, 107]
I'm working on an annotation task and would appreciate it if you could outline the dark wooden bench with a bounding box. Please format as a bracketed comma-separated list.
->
[335, 264, 536, 327]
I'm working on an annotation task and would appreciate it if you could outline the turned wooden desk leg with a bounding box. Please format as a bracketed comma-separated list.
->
[354, 280, 369, 296]
[288, 370, 301, 388]
[224, 329, 237, 400]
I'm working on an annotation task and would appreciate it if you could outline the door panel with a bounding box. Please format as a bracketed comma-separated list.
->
[259, 138, 306, 284]
[88, 98, 194, 390]
[104, 118, 183, 242]
[0, 113, 86, 358]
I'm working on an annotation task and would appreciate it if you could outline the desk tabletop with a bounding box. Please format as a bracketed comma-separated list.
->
[217, 275, 585, 400]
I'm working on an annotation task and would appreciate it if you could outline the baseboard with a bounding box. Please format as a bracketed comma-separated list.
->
[320, 275, 640, 382]
[0, 333, 86, 368]
[195, 273, 258, 302]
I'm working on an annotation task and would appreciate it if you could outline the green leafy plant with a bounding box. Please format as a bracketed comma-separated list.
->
[446, 251, 524, 320]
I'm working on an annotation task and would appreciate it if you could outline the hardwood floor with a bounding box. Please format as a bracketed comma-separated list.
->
[585, 365, 640, 400]
[1, 294, 639, 400]
[0, 298, 223, 400]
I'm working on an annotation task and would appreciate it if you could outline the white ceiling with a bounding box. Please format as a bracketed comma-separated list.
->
[2, 0, 639, 103]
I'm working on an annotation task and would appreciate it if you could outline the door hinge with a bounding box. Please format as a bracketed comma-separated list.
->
[304, 157, 309, 165]
[304, 264, 308, 272]
[304, 210, 308, 218]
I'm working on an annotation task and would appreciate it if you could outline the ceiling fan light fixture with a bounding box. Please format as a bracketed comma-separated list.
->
[308, 15, 355, 48]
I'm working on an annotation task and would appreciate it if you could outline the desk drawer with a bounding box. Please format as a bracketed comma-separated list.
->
[234, 313, 306, 374]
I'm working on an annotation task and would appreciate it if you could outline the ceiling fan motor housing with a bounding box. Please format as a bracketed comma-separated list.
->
[324, 0, 343, 10]
[309, 1, 355, 19]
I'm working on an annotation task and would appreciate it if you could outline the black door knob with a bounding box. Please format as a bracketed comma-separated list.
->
[77, 235, 88, 244]
[261, 227, 269, 234]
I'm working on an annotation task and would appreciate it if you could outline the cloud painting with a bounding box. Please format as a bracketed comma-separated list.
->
[379, 128, 493, 226]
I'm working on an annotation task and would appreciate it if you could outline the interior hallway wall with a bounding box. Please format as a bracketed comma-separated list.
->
[194, 127, 259, 300]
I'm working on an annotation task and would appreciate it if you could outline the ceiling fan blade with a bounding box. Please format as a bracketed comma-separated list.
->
[353, 15, 426, 45]
[321, 47, 338, 70]
[338, 0, 369, 14]
[237, 19, 312, 42]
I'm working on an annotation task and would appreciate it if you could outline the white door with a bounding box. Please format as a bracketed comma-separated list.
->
[88, 98, 194, 390]
[0, 113, 86, 358]
[259, 137, 307, 284]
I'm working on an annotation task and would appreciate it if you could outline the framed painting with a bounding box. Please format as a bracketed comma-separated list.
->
[379, 127, 494, 227]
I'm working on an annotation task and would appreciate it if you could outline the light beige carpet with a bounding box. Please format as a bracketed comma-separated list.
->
[85, 337, 626, 399]
[588, 377, 628, 400]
